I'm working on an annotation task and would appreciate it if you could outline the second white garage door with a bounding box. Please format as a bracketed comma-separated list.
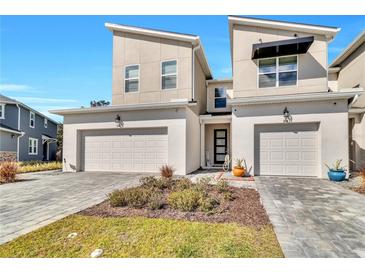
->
[82, 128, 168, 172]
[256, 124, 319, 177]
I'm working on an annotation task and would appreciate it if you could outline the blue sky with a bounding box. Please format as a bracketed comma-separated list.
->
[1, 15, 365, 122]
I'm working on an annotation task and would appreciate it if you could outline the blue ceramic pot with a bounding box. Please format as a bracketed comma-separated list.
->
[328, 169, 346, 182]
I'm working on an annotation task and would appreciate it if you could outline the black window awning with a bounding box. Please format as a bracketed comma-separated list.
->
[252, 36, 314, 59]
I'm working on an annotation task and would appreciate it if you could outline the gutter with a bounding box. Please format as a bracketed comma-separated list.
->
[228, 90, 363, 106]
[50, 100, 196, 115]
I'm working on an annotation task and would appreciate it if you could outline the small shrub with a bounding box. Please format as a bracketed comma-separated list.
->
[223, 191, 235, 201]
[199, 196, 220, 212]
[147, 192, 165, 210]
[17, 161, 62, 173]
[160, 164, 174, 179]
[360, 164, 365, 184]
[0, 162, 18, 183]
[172, 177, 193, 191]
[140, 176, 170, 190]
[19, 160, 43, 167]
[216, 179, 229, 193]
[194, 176, 211, 194]
[108, 187, 151, 208]
[168, 189, 202, 212]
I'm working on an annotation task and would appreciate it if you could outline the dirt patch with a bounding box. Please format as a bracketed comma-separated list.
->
[79, 187, 270, 227]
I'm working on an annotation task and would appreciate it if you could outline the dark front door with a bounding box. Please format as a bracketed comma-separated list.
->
[43, 142, 48, 161]
[214, 129, 227, 164]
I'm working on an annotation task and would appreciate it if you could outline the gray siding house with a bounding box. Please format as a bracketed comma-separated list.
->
[0, 94, 58, 162]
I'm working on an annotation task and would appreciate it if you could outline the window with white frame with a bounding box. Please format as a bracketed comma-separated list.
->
[125, 65, 139, 93]
[258, 55, 297, 88]
[29, 111, 35, 128]
[44, 118, 48, 128]
[161, 60, 177, 90]
[0, 104, 5, 119]
[214, 88, 227, 108]
[28, 138, 38, 155]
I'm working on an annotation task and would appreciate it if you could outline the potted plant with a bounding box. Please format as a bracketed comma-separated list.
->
[232, 158, 245, 177]
[325, 159, 347, 182]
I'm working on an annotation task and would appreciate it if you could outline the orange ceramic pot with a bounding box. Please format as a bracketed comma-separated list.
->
[233, 167, 245, 177]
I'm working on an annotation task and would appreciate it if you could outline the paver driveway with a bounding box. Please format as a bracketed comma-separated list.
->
[256, 177, 365, 258]
[0, 171, 142, 244]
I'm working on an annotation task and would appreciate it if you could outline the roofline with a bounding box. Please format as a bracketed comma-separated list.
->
[105, 22, 199, 44]
[228, 16, 340, 37]
[50, 100, 197, 115]
[206, 78, 233, 85]
[0, 126, 23, 135]
[105, 22, 212, 79]
[0, 94, 60, 125]
[228, 89, 363, 106]
[330, 30, 365, 67]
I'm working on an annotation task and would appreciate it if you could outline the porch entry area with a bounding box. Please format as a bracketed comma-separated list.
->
[200, 114, 232, 169]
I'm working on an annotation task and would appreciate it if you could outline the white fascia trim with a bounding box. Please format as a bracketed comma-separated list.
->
[349, 108, 365, 114]
[228, 90, 363, 106]
[50, 100, 196, 115]
[228, 16, 340, 37]
[105, 22, 199, 44]
[206, 79, 233, 85]
[199, 114, 232, 124]
[330, 30, 365, 67]
[328, 66, 341, 73]
[0, 127, 24, 135]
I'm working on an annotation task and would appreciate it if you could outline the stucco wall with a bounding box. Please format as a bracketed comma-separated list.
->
[337, 43, 365, 90]
[232, 24, 328, 98]
[194, 56, 207, 115]
[206, 81, 233, 113]
[185, 107, 201, 173]
[350, 113, 365, 170]
[231, 99, 349, 178]
[62, 108, 188, 175]
[112, 31, 193, 105]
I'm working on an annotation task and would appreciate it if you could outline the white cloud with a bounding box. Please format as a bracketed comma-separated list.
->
[0, 83, 34, 92]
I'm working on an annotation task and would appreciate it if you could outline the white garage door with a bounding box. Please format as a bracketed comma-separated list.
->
[257, 124, 319, 176]
[83, 128, 168, 172]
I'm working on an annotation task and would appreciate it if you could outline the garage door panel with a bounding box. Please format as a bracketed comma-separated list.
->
[83, 128, 168, 172]
[257, 124, 318, 177]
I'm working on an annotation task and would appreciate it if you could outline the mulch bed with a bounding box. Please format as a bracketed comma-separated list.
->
[79, 187, 271, 227]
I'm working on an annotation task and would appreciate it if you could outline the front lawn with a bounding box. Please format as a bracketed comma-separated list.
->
[0, 215, 283, 258]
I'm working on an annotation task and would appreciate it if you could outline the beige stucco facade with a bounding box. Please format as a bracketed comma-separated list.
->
[232, 25, 328, 98]
[206, 80, 233, 113]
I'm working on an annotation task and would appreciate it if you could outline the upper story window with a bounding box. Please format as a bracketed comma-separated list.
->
[29, 111, 35, 128]
[161, 60, 177, 90]
[258, 55, 297, 88]
[125, 65, 139, 93]
[214, 88, 227, 108]
[44, 118, 48, 128]
[28, 138, 38, 155]
[0, 104, 5, 119]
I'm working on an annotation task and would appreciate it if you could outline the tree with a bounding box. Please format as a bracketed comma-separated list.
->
[56, 124, 63, 161]
[90, 100, 110, 107]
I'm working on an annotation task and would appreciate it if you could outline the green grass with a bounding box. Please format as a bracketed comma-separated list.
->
[0, 215, 283, 258]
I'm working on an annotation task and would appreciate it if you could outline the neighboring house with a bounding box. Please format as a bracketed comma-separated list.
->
[328, 30, 365, 171]
[0, 94, 58, 162]
[51, 16, 364, 178]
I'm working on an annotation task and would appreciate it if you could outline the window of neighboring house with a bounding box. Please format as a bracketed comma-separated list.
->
[161, 60, 177, 90]
[125, 65, 139, 93]
[214, 88, 227, 108]
[258, 55, 297, 88]
[29, 111, 35, 128]
[0, 104, 5, 119]
[44, 118, 48, 128]
[28, 138, 38, 155]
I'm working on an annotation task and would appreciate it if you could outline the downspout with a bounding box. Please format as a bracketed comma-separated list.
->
[191, 44, 201, 102]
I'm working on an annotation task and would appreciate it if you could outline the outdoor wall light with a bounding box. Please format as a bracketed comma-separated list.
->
[115, 114, 123, 127]
[283, 107, 292, 123]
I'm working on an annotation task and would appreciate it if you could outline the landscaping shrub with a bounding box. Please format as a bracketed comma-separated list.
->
[147, 192, 165, 210]
[17, 161, 62, 173]
[361, 164, 365, 184]
[0, 162, 18, 183]
[140, 176, 170, 190]
[160, 164, 174, 179]
[109, 187, 151, 208]
[172, 177, 193, 191]
[168, 189, 202, 212]
[199, 196, 220, 212]
[194, 176, 211, 194]
[216, 179, 229, 193]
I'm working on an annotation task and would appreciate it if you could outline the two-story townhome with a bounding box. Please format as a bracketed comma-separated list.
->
[0, 94, 58, 162]
[51, 16, 364, 178]
[328, 30, 365, 171]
